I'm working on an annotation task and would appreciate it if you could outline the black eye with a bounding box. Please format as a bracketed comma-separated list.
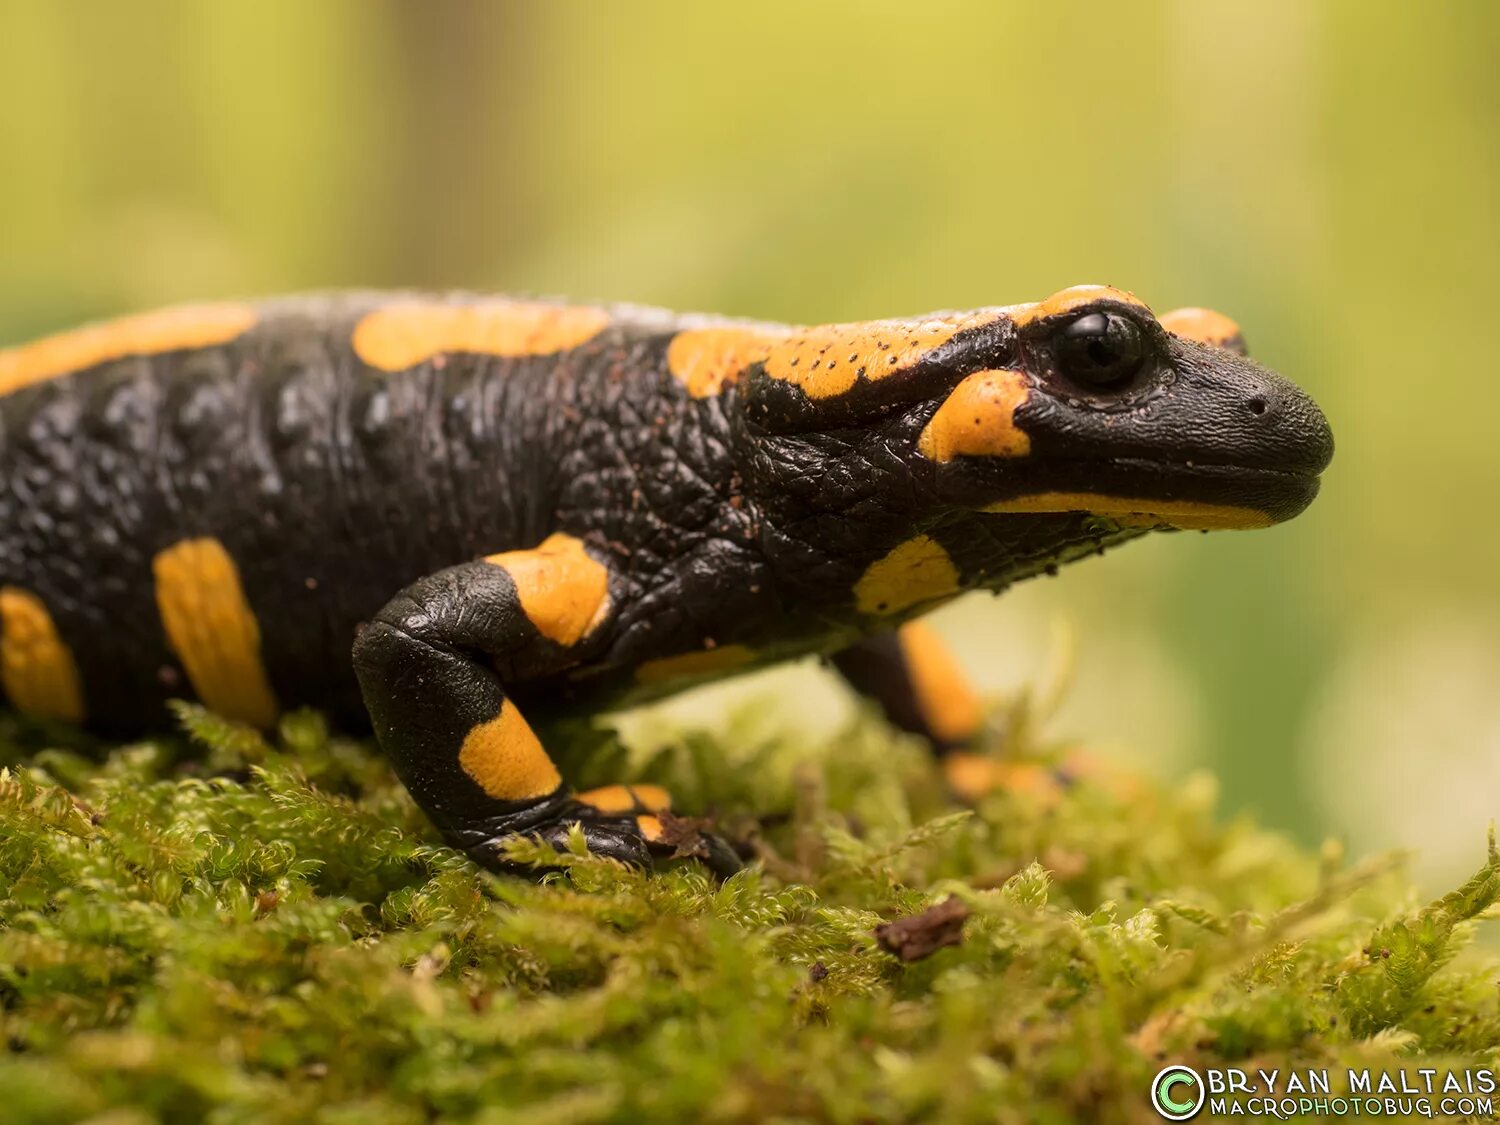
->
[1054, 312, 1149, 389]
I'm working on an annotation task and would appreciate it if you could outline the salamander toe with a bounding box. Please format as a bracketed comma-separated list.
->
[467, 787, 742, 878]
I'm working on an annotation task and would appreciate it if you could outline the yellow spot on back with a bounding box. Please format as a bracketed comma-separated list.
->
[485, 532, 610, 647]
[1008, 285, 1149, 328]
[666, 325, 786, 397]
[762, 313, 997, 400]
[0, 303, 258, 398]
[458, 702, 562, 801]
[0, 587, 84, 723]
[897, 621, 982, 745]
[352, 300, 609, 371]
[917, 369, 1031, 462]
[984, 492, 1272, 530]
[854, 536, 961, 616]
[667, 291, 1162, 400]
[1160, 307, 1246, 353]
[635, 644, 756, 686]
[153, 538, 279, 727]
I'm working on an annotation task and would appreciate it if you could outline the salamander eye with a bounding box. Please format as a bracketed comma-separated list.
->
[1054, 312, 1149, 389]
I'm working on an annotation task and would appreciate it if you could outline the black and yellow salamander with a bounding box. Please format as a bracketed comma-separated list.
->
[0, 286, 1332, 874]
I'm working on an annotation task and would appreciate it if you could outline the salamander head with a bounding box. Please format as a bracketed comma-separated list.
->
[915, 285, 1333, 529]
[738, 284, 1333, 534]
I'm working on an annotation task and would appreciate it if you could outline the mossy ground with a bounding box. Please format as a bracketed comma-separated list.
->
[0, 690, 1497, 1124]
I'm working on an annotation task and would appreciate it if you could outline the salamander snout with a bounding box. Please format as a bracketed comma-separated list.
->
[1159, 308, 1331, 480]
[1214, 355, 1335, 478]
[917, 288, 1333, 530]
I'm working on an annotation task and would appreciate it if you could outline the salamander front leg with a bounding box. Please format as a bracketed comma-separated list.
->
[351, 534, 739, 875]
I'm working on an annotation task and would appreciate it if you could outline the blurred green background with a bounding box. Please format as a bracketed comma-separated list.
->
[1, 2, 1496, 887]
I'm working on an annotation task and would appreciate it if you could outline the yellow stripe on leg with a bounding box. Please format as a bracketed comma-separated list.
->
[484, 533, 610, 647]
[0, 587, 85, 723]
[153, 538, 279, 727]
[575, 783, 672, 815]
[458, 701, 562, 801]
[897, 620, 982, 745]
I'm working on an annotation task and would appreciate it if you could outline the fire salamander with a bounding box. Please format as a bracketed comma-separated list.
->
[0, 286, 1332, 874]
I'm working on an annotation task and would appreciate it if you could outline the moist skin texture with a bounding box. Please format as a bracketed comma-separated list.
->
[0, 287, 1333, 870]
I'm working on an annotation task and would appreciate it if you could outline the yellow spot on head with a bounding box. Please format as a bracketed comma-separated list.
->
[485, 532, 610, 647]
[353, 299, 609, 371]
[897, 621, 982, 745]
[1009, 285, 1149, 328]
[917, 369, 1031, 462]
[984, 492, 1272, 530]
[0, 587, 84, 723]
[666, 325, 787, 398]
[458, 702, 562, 801]
[760, 312, 1000, 400]
[854, 536, 961, 616]
[634, 644, 756, 686]
[1160, 307, 1247, 354]
[153, 538, 279, 727]
[0, 303, 258, 398]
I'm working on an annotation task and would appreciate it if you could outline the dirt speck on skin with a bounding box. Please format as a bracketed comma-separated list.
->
[874, 896, 969, 962]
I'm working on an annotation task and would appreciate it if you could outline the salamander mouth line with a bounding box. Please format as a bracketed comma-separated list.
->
[1095, 455, 1323, 482]
[990, 453, 1320, 486]
[927, 449, 1323, 484]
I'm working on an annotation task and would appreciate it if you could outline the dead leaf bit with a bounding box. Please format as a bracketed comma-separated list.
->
[874, 896, 970, 962]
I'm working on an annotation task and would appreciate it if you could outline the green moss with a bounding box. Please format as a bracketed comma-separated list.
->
[0, 700, 1496, 1124]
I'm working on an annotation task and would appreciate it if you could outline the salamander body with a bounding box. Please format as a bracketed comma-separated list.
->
[0, 286, 1333, 871]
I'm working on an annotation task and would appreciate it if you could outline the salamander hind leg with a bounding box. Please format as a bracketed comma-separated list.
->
[833, 621, 1096, 804]
[351, 534, 740, 876]
[832, 620, 985, 755]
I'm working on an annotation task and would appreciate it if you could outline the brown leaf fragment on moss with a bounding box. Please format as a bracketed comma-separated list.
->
[649, 810, 742, 876]
[874, 895, 969, 961]
[655, 810, 716, 858]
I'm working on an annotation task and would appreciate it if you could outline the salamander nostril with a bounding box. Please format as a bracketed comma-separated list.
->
[1247, 396, 1268, 417]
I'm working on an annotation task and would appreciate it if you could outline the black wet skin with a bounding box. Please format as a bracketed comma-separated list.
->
[0, 291, 1332, 868]
[0, 293, 1333, 730]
